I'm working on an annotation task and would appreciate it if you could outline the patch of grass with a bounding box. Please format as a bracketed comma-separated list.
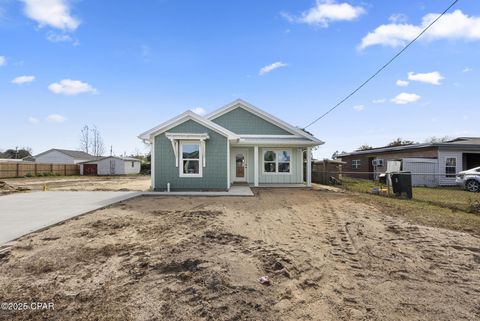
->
[355, 193, 480, 235]
[341, 177, 480, 212]
[340, 177, 480, 235]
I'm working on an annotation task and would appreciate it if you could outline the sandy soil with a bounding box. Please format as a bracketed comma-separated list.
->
[0, 189, 479, 321]
[2, 175, 151, 192]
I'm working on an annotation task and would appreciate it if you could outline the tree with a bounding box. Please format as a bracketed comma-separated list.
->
[357, 144, 373, 151]
[3, 147, 33, 159]
[79, 125, 105, 156]
[425, 136, 452, 143]
[331, 150, 347, 159]
[79, 125, 90, 154]
[90, 125, 105, 156]
[387, 138, 416, 147]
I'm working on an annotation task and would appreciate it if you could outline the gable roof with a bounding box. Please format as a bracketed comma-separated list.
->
[35, 148, 97, 160]
[206, 99, 323, 143]
[79, 156, 141, 164]
[138, 110, 239, 141]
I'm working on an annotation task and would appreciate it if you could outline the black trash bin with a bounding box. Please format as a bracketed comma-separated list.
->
[390, 171, 413, 199]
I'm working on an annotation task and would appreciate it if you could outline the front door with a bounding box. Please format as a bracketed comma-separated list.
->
[233, 149, 248, 182]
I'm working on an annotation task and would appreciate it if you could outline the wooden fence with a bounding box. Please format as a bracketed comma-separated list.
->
[0, 162, 80, 178]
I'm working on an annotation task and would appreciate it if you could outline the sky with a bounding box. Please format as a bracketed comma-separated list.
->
[0, 0, 479, 159]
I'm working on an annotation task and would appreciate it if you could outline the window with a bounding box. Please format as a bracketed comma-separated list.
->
[264, 151, 276, 173]
[352, 159, 361, 169]
[131, 161, 135, 168]
[445, 157, 456, 178]
[180, 142, 202, 177]
[263, 150, 291, 174]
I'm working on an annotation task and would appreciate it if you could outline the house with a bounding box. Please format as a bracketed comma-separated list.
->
[79, 156, 141, 176]
[138, 99, 323, 191]
[35, 149, 97, 164]
[339, 137, 480, 186]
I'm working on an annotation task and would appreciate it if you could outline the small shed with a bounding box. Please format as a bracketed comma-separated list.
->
[80, 156, 141, 176]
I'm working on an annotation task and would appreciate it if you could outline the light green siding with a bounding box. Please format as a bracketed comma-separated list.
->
[211, 106, 293, 135]
[258, 148, 303, 184]
[154, 120, 228, 190]
[230, 147, 304, 184]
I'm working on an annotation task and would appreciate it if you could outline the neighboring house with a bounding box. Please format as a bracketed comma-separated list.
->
[339, 137, 480, 186]
[35, 149, 97, 164]
[79, 156, 141, 176]
[139, 99, 323, 191]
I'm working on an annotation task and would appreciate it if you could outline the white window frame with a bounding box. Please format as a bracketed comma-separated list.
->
[352, 159, 361, 169]
[445, 157, 456, 178]
[262, 149, 292, 175]
[179, 141, 203, 178]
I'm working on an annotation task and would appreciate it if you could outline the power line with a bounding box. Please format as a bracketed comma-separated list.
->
[304, 0, 459, 129]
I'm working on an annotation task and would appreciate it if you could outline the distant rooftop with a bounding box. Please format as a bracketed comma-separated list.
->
[35, 148, 97, 160]
[339, 137, 480, 157]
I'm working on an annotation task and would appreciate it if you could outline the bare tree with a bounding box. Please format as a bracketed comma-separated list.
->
[425, 136, 452, 143]
[90, 125, 105, 156]
[79, 125, 90, 154]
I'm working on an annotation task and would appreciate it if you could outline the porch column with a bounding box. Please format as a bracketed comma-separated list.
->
[254, 146, 259, 187]
[306, 147, 312, 187]
[151, 138, 155, 190]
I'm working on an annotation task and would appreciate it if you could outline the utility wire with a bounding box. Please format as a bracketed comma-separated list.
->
[303, 0, 459, 129]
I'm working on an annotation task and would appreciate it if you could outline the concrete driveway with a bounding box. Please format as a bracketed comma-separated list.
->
[0, 191, 139, 245]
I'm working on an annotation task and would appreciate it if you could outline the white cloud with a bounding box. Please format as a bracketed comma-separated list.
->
[353, 104, 364, 111]
[396, 79, 409, 87]
[48, 79, 97, 95]
[359, 10, 480, 49]
[372, 98, 386, 104]
[190, 107, 206, 116]
[28, 117, 40, 124]
[259, 61, 287, 75]
[391, 92, 421, 105]
[22, 0, 80, 31]
[12, 75, 36, 84]
[46, 32, 79, 45]
[408, 71, 444, 85]
[0, 56, 5, 66]
[283, 0, 365, 27]
[462, 67, 472, 73]
[46, 114, 66, 122]
[389, 13, 408, 24]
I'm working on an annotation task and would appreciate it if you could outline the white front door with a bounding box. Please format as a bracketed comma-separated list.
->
[233, 149, 248, 182]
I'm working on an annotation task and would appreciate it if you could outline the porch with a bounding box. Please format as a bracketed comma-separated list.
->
[229, 145, 312, 188]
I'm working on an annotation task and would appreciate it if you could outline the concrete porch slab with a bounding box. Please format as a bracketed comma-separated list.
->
[143, 185, 254, 196]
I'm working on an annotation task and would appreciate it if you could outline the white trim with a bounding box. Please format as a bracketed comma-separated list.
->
[165, 133, 210, 140]
[307, 147, 312, 187]
[261, 148, 293, 175]
[240, 134, 302, 138]
[206, 99, 323, 144]
[299, 148, 304, 183]
[179, 141, 203, 178]
[151, 139, 155, 190]
[138, 110, 239, 141]
[234, 139, 320, 147]
[254, 146, 259, 187]
[227, 140, 231, 189]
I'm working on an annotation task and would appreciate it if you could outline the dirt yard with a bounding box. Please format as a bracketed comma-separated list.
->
[1, 175, 150, 192]
[0, 189, 479, 321]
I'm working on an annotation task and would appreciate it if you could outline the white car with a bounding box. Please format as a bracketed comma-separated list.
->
[456, 166, 480, 192]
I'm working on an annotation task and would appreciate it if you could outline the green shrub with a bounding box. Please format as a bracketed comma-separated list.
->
[25, 172, 34, 177]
